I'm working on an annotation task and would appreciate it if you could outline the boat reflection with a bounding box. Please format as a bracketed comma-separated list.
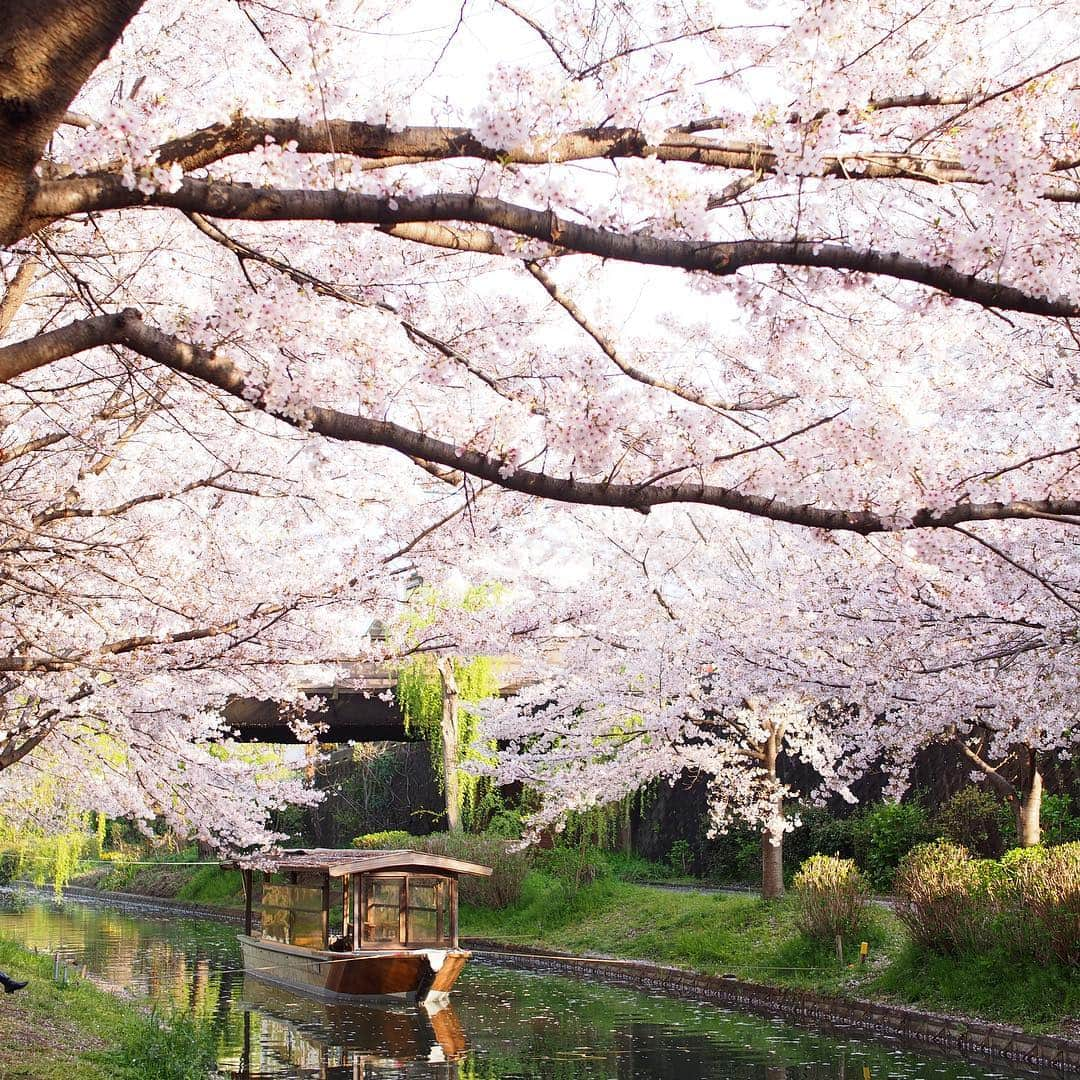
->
[233, 976, 467, 1078]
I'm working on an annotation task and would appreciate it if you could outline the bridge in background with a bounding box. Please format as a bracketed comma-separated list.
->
[224, 660, 527, 743]
[224, 666, 405, 743]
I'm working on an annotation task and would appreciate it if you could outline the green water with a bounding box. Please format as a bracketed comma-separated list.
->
[0, 889, 1050, 1078]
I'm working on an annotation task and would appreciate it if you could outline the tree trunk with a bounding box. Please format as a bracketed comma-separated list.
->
[1016, 748, 1043, 847]
[760, 725, 785, 899]
[761, 817, 785, 900]
[0, 1, 145, 243]
[437, 658, 462, 833]
[618, 796, 633, 855]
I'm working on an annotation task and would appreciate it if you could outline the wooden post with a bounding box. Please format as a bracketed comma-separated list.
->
[243, 868, 253, 937]
[321, 873, 331, 948]
[352, 874, 361, 951]
[341, 875, 349, 944]
[450, 877, 459, 948]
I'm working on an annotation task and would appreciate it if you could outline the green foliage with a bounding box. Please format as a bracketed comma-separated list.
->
[784, 805, 858, 870]
[933, 786, 1011, 857]
[395, 654, 501, 827]
[791, 855, 869, 944]
[535, 844, 612, 888]
[0, 809, 97, 893]
[175, 866, 245, 906]
[1003, 841, 1079, 966]
[701, 824, 761, 885]
[94, 1008, 216, 1080]
[353, 829, 414, 849]
[875, 943, 1080, 1028]
[667, 838, 694, 875]
[1041, 793, 1080, 846]
[893, 840, 998, 955]
[894, 840, 1079, 967]
[852, 801, 933, 891]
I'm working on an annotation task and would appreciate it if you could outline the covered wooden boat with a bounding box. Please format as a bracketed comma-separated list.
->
[229, 847, 492, 1003]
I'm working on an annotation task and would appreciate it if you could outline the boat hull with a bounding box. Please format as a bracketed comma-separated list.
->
[238, 935, 469, 1002]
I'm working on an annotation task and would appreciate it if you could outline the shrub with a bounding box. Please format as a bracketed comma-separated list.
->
[1042, 794, 1080, 846]
[852, 802, 933, 891]
[352, 831, 528, 908]
[534, 843, 612, 889]
[1005, 841, 1079, 966]
[893, 840, 1000, 955]
[934, 786, 1011, 858]
[667, 839, 693, 875]
[791, 855, 868, 944]
[352, 830, 414, 850]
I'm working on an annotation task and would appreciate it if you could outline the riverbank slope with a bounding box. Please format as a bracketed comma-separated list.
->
[0, 938, 216, 1080]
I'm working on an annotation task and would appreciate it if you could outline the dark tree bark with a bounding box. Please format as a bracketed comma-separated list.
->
[0, 0, 143, 244]
[2, 310, 1078, 535]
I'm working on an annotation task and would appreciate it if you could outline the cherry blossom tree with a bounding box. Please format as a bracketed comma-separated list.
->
[0, 0, 1077, 852]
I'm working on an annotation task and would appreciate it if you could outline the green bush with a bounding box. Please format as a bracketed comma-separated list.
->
[852, 802, 933, 891]
[667, 839, 694, 875]
[352, 830, 414, 850]
[702, 825, 760, 885]
[535, 844, 612, 889]
[934, 786, 1011, 858]
[1042, 793, 1080, 846]
[791, 855, 868, 944]
[1005, 841, 1079, 966]
[893, 840, 1000, 955]
[352, 831, 528, 908]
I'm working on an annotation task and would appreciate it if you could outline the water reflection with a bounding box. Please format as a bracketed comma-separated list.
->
[0, 889, 1049, 1079]
[235, 980, 466, 1078]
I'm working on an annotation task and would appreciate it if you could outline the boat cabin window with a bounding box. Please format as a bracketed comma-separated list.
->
[362, 873, 453, 947]
[260, 882, 327, 948]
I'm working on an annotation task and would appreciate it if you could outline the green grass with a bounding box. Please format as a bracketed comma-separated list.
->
[873, 943, 1080, 1030]
[462, 871, 895, 995]
[175, 865, 245, 906]
[461, 871, 1076, 1030]
[0, 939, 215, 1079]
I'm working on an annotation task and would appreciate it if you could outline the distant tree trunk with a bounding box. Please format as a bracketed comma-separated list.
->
[953, 731, 1043, 848]
[618, 795, 633, 855]
[1016, 748, 1043, 847]
[437, 658, 462, 833]
[761, 725, 785, 900]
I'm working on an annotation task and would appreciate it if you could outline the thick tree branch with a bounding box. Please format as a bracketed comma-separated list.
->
[143, 115, 1080, 201]
[30, 179, 1080, 317]
[1, 310, 1078, 534]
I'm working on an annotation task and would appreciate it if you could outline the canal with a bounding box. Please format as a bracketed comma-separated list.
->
[0, 888, 1049, 1078]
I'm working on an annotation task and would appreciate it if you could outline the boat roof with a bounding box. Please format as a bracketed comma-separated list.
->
[228, 847, 493, 878]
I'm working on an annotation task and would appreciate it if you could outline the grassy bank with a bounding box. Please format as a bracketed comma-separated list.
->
[461, 871, 1079, 1031]
[0, 939, 215, 1080]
